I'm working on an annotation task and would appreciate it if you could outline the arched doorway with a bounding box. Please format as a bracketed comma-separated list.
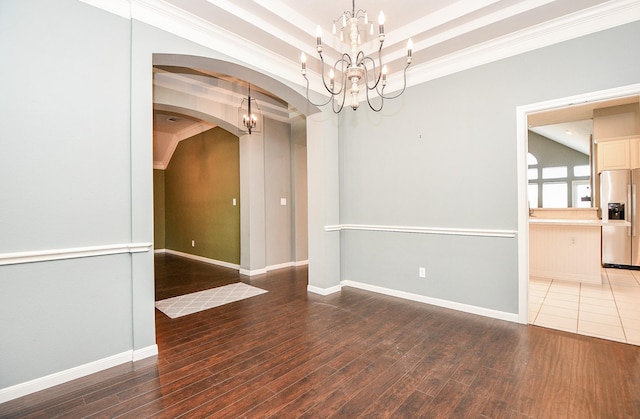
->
[151, 54, 313, 278]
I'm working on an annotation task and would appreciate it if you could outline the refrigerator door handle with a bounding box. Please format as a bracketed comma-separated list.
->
[633, 184, 637, 238]
[628, 184, 633, 237]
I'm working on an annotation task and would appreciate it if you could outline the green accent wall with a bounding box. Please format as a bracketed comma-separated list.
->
[153, 169, 165, 249]
[162, 127, 240, 264]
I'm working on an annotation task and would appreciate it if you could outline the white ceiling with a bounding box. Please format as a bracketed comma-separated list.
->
[174, 0, 613, 76]
[158, 0, 627, 87]
[91, 0, 639, 165]
[529, 120, 593, 155]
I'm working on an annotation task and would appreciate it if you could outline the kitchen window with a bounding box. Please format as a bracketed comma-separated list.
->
[542, 182, 568, 208]
[528, 184, 539, 208]
[542, 166, 568, 179]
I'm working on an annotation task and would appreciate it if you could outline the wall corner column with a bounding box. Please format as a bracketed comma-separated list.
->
[306, 111, 341, 291]
[129, 20, 156, 353]
[240, 132, 267, 274]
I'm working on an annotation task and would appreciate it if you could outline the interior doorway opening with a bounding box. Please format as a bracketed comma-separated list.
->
[517, 84, 640, 344]
[151, 55, 312, 302]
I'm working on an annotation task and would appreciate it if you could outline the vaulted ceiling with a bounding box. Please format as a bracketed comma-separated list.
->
[111, 0, 640, 166]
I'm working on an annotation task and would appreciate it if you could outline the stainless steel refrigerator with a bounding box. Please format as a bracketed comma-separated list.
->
[600, 169, 640, 266]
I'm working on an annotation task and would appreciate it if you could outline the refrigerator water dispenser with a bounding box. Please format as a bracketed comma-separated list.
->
[608, 202, 625, 220]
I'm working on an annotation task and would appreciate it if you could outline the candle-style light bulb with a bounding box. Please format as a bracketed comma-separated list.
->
[329, 68, 335, 90]
[378, 11, 385, 42]
[316, 25, 322, 52]
[407, 38, 413, 64]
[382, 65, 388, 86]
[300, 52, 306, 74]
[351, 92, 359, 110]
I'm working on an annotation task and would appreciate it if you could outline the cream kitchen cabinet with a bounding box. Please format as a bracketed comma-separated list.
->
[596, 136, 640, 172]
[597, 138, 630, 172]
[529, 219, 603, 284]
[630, 137, 640, 168]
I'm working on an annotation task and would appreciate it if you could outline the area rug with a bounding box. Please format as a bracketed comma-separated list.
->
[155, 282, 268, 318]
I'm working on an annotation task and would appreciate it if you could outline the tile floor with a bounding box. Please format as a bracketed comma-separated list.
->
[529, 267, 640, 345]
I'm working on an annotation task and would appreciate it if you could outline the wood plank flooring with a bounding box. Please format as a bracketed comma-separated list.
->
[2, 252, 640, 418]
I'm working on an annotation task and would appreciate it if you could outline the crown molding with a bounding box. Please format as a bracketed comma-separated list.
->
[81, 0, 640, 97]
[407, 0, 640, 87]
[207, 0, 316, 57]
[155, 122, 215, 170]
[81, 0, 305, 90]
[132, 0, 304, 88]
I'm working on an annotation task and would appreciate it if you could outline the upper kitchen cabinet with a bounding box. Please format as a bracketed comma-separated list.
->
[594, 103, 640, 173]
[596, 138, 630, 171]
[631, 137, 640, 169]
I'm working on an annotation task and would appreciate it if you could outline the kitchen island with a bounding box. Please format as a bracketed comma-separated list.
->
[529, 218, 628, 284]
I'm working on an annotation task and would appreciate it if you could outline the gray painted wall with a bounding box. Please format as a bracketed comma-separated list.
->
[0, 1, 132, 251]
[292, 118, 309, 262]
[339, 21, 640, 314]
[0, 256, 133, 387]
[0, 0, 140, 388]
[264, 118, 293, 267]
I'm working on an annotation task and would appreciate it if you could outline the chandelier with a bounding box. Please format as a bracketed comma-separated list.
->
[300, 0, 412, 112]
[238, 84, 261, 134]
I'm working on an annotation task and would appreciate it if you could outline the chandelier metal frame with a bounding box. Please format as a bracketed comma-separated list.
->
[238, 83, 261, 134]
[300, 0, 412, 112]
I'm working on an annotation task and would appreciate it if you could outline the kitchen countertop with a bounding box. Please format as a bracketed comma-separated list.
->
[529, 218, 631, 226]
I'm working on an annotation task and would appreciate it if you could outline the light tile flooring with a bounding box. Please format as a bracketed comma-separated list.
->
[529, 268, 640, 346]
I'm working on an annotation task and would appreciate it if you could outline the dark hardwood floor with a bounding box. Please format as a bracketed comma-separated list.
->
[2, 252, 640, 418]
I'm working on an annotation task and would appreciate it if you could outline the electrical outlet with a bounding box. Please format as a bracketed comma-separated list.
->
[419, 267, 426, 278]
[191, 240, 195, 247]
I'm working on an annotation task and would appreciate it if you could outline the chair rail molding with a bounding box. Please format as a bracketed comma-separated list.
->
[0, 243, 153, 266]
[325, 224, 517, 238]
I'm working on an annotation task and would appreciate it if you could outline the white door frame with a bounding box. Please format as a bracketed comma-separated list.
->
[516, 83, 640, 324]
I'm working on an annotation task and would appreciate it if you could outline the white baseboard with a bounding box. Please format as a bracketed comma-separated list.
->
[163, 249, 240, 270]
[340, 280, 520, 323]
[307, 284, 342, 296]
[161, 250, 306, 275]
[239, 260, 309, 276]
[133, 344, 158, 361]
[0, 344, 157, 404]
[239, 268, 267, 276]
[266, 262, 294, 272]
